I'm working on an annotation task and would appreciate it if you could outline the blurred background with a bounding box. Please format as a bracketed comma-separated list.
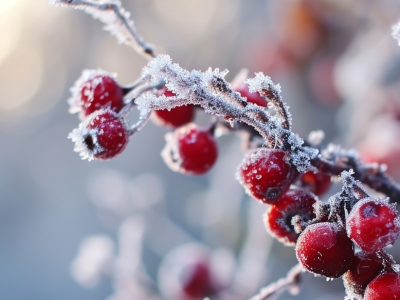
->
[1, 0, 400, 299]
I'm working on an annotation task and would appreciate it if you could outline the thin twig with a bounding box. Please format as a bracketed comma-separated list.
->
[49, 0, 155, 60]
[248, 264, 303, 300]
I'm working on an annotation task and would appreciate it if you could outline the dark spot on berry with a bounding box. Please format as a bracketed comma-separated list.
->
[265, 187, 280, 200]
[84, 134, 95, 151]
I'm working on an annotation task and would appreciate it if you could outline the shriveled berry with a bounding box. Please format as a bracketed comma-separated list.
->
[234, 82, 268, 107]
[69, 70, 124, 119]
[264, 188, 317, 245]
[158, 244, 222, 300]
[343, 251, 385, 297]
[236, 149, 296, 204]
[162, 123, 218, 175]
[346, 198, 400, 252]
[152, 90, 195, 128]
[296, 222, 354, 278]
[69, 109, 128, 160]
[364, 272, 400, 300]
[299, 170, 331, 197]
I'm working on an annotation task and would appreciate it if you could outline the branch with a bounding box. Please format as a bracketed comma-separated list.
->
[49, 0, 155, 60]
[135, 55, 318, 173]
[312, 155, 400, 203]
[248, 264, 303, 300]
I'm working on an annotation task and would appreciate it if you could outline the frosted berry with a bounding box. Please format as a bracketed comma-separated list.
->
[158, 244, 222, 300]
[295, 222, 354, 278]
[234, 82, 268, 107]
[346, 198, 400, 252]
[236, 149, 296, 204]
[161, 123, 218, 175]
[69, 70, 124, 119]
[299, 170, 331, 197]
[364, 272, 400, 300]
[69, 109, 128, 161]
[343, 251, 385, 297]
[264, 188, 317, 245]
[152, 90, 195, 128]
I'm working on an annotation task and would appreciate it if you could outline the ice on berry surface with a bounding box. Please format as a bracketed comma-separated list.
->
[68, 69, 117, 115]
[346, 196, 400, 252]
[69, 124, 104, 161]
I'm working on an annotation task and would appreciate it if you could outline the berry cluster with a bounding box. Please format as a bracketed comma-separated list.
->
[237, 147, 400, 299]
[52, 1, 400, 299]
[68, 70, 220, 175]
[66, 70, 400, 300]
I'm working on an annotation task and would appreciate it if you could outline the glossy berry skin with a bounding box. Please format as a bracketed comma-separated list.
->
[264, 188, 317, 245]
[364, 272, 400, 300]
[162, 123, 218, 175]
[152, 90, 195, 128]
[234, 82, 268, 107]
[69, 109, 128, 161]
[343, 251, 385, 297]
[299, 171, 331, 197]
[346, 198, 400, 252]
[236, 149, 296, 205]
[70, 70, 124, 119]
[296, 222, 354, 278]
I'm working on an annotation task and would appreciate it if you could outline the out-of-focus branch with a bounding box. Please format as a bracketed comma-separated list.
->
[248, 264, 303, 300]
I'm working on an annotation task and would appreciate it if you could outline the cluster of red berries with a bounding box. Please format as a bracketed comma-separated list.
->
[236, 148, 400, 299]
[67, 70, 400, 299]
[68, 72, 272, 177]
[68, 71, 219, 175]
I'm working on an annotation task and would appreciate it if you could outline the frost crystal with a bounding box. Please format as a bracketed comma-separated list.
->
[69, 125, 103, 161]
[49, 0, 153, 57]
[68, 69, 117, 117]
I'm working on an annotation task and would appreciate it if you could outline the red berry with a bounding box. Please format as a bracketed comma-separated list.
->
[295, 222, 354, 278]
[152, 90, 195, 128]
[346, 198, 400, 252]
[234, 82, 268, 107]
[69, 70, 124, 119]
[236, 149, 296, 204]
[158, 244, 221, 300]
[162, 123, 218, 175]
[364, 272, 400, 300]
[343, 251, 385, 297]
[69, 109, 128, 160]
[299, 170, 331, 197]
[264, 188, 317, 245]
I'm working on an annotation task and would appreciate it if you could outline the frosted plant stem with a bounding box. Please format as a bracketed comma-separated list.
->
[49, 0, 155, 60]
[248, 264, 303, 300]
[312, 156, 400, 203]
[137, 55, 318, 173]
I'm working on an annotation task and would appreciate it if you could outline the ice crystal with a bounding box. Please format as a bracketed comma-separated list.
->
[68, 69, 117, 117]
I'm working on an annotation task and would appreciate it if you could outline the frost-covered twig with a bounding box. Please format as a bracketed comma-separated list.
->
[311, 155, 400, 203]
[136, 55, 318, 173]
[248, 264, 303, 300]
[245, 73, 292, 131]
[49, 0, 154, 60]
